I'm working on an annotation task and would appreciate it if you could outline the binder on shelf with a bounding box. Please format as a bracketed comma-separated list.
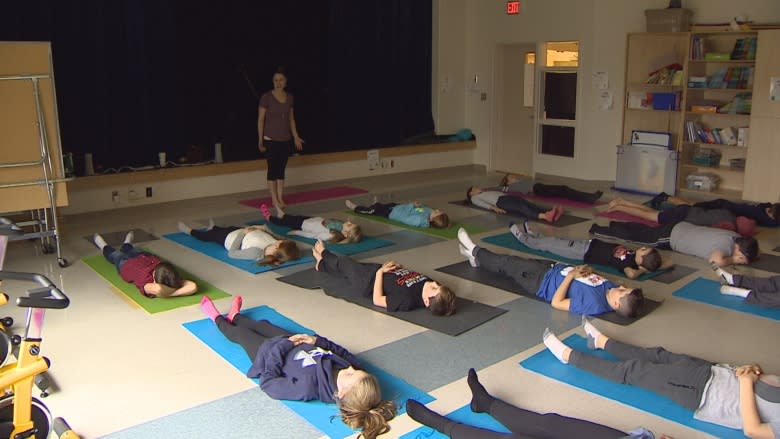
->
[631, 130, 672, 149]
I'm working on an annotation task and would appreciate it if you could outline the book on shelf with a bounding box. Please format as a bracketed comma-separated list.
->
[688, 76, 707, 88]
[737, 127, 749, 146]
[720, 127, 738, 145]
[644, 63, 683, 85]
[627, 91, 652, 110]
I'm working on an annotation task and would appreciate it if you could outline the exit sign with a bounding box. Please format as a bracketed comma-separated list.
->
[506, 1, 520, 15]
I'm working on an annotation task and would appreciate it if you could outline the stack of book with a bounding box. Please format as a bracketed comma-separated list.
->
[718, 92, 752, 115]
[685, 121, 739, 145]
[707, 67, 754, 89]
[644, 63, 684, 85]
[730, 37, 757, 60]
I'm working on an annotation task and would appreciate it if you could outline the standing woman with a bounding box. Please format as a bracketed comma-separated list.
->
[257, 67, 304, 208]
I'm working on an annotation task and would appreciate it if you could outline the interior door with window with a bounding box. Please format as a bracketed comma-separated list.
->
[492, 44, 536, 176]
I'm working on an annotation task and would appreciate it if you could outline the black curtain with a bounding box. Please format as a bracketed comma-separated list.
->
[0, 0, 433, 172]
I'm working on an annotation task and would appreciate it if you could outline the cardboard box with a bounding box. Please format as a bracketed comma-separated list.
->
[645, 9, 692, 32]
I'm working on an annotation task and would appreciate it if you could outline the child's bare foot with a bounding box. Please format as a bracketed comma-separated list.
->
[345, 200, 357, 210]
[312, 240, 325, 270]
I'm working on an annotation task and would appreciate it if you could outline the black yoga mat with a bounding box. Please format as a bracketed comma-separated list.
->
[276, 268, 507, 336]
[648, 264, 698, 284]
[83, 228, 158, 248]
[448, 200, 588, 227]
[435, 261, 662, 326]
[750, 253, 780, 274]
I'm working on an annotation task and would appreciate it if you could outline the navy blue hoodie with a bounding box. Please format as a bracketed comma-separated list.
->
[247, 335, 361, 403]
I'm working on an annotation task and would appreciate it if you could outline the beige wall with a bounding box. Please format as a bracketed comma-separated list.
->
[434, 0, 780, 180]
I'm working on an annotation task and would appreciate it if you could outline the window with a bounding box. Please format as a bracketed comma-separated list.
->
[523, 52, 535, 108]
[539, 41, 579, 158]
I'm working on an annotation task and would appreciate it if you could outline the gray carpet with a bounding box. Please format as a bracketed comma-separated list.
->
[100, 387, 321, 439]
[358, 297, 580, 392]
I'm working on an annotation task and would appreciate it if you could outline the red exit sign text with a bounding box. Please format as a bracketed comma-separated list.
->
[506, 1, 521, 15]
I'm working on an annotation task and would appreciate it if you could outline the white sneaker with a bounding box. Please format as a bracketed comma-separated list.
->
[459, 244, 478, 267]
[457, 227, 476, 253]
[93, 234, 108, 250]
[124, 231, 134, 244]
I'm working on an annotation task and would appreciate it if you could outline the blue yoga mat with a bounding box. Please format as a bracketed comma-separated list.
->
[520, 334, 748, 439]
[482, 232, 667, 281]
[401, 404, 510, 439]
[673, 277, 780, 322]
[163, 232, 313, 274]
[183, 305, 434, 439]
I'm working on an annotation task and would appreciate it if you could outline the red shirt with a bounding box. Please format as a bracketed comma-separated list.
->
[119, 253, 161, 297]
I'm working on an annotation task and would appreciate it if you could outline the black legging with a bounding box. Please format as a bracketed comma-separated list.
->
[215, 315, 289, 360]
[589, 222, 675, 248]
[319, 250, 380, 296]
[191, 226, 240, 245]
[354, 202, 397, 218]
[269, 214, 309, 230]
[265, 139, 291, 180]
[445, 398, 627, 439]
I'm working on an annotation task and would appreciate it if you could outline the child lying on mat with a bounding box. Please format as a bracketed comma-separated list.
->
[406, 368, 662, 439]
[93, 232, 197, 298]
[312, 240, 457, 315]
[714, 264, 780, 309]
[544, 319, 780, 438]
[499, 173, 604, 204]
[465, 185, 563, 224]
[607, 197, 756, 237]
[345, 199, 449, 229]
[457, 228, 643, 317]
[178, 221, 299, 265]
[589, 220, 758, 268]
[261, 204, 363, 243]
[509, 220, 666, 279]
[200, 296, 397, 438]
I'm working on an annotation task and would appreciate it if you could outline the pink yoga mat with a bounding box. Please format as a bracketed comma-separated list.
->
[506, 192, 606, 209]
[595, 210, 659, 227]
[239, 186, 368, 209]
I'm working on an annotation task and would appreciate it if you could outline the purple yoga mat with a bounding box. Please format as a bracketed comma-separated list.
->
[239, 186, 368, 209]
[595, 210, 659, 226]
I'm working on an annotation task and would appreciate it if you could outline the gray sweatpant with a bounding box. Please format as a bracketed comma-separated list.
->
[517, 233, 590, 260]
[474, 247, 555, 295]
[569, 339, 712, 410]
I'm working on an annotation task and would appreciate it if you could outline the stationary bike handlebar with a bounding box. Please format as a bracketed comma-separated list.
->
[0, 271, 70, 309]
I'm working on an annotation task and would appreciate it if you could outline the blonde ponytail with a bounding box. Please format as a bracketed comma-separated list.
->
[337, 375, 397, 439]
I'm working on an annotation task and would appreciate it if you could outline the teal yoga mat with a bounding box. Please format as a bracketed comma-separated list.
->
[163, 232, 312, 274]
[673, 277, 780, 321]
[520, 334, 748, 439]
[482, 232, 668, 281]
[400, 404, 510, 438]
[183, 305, 434, 439]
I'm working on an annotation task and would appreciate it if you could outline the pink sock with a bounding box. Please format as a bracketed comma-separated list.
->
[542, 209, 556, 223]
[553, 205, 564, 222]
[228, 295, 243, 322]
[200, 296, 221, 321]
[260, 204, 271, 222]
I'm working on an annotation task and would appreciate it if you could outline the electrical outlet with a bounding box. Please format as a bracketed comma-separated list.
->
[146, 187, 152, 197]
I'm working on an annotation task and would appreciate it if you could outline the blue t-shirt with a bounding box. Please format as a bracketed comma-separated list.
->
[536, 264, 614, 315]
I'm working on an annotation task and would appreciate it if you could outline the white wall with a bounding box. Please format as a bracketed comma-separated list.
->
[433, 0, 780, 180]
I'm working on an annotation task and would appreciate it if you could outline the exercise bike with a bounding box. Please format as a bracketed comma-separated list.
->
[0, 235, 79, 438]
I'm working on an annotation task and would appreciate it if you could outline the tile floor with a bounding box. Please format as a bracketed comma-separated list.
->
[2, 165, 778, 438]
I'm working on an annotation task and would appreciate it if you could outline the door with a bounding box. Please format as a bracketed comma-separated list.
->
[492, 43, 536, 176]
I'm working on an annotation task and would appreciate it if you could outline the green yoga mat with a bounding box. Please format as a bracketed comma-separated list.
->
[344, 211, 485, 239]
[82, 253, 230, 314]
[481, 232, 669, 281]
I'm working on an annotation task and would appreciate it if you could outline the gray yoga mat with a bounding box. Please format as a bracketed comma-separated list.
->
[350, 230, 444, 259]
[83, 228, 158, 247]
[448, 200, 588, 227]
[436, 261, 662, 326]
[648, 264, 698, 284]
[750, 253, 780, 274]
[276, 268, 507, 336]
